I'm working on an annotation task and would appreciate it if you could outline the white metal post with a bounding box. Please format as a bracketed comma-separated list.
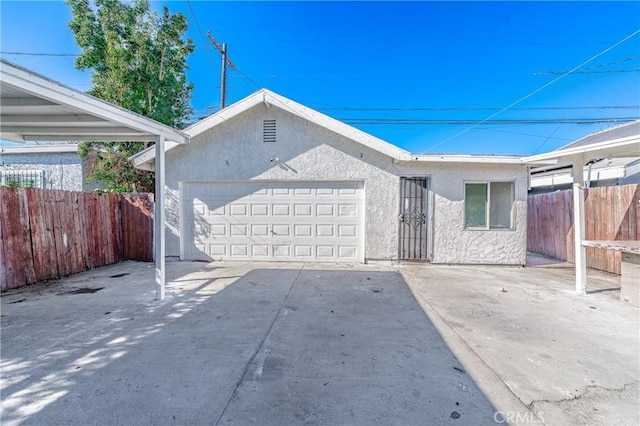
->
[154, 135, 166, 300]
[572, 160, 587, 295]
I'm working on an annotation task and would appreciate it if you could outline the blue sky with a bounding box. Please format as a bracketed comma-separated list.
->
[1, 1, 639, 155]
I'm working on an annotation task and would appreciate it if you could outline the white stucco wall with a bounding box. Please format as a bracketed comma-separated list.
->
[164, 104, 528, 264]
[0, 152, 83, 191]
[397, 162, 528, 265]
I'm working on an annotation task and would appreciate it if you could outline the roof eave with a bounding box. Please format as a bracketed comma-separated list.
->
[397, 154, 551, 165]
[523, 135, 640, 164]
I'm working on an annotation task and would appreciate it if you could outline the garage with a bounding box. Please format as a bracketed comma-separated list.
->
[181, 180, 365, 262]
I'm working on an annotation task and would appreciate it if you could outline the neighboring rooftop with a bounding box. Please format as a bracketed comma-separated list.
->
[557, 120, 640, 151]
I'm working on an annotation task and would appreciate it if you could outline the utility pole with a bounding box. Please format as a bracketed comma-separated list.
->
[207, 31, 235, 109]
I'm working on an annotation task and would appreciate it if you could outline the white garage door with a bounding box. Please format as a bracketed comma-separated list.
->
[181, 181, 365, 262]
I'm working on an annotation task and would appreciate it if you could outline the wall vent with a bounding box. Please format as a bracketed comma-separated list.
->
[263, 119, 276, 143]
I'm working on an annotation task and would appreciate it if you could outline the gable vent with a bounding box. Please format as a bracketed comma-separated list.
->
[263, 119, 276, 143]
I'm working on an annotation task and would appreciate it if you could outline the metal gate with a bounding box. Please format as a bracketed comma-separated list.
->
[398, 177, 429, 260]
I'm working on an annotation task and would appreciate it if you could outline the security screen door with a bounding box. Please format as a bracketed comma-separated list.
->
[398, 177, 429, 260]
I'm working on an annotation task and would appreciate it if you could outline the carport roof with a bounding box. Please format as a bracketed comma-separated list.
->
[523, 120, 640, 164]
[0, 59, 189, 145]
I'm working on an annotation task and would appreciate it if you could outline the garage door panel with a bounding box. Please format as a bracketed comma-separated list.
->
[231, 244, 248, 256]
[294, 224, 312, 237]
[251, 204, 269, 216]
[294, 245, 313, 257]
[251, 224, 269, 236]
[230, 224, 247, 236]
[317, 246, 335, 258]
[338, 225, 357, 237]
[316, 204, 335, 216]
[209, 244, 226, 256]
[339, 246, 358, 259]
[294, 204, 312, 216]
[210, 225, 226, 236]
[272, 204, 291, 216]
[316, 225, 334, 237]
[272, 224, 291, 236]
[251, 244, 269, 257]
[338, 204, 357, 216]
[183, 181, 364, 262]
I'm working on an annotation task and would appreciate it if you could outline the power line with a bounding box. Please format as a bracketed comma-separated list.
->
[476, 126, 572, 142]
[535, 68, 638, 75]
[318, 105, 639, 112]
[531, 123, 563, 154]
[186, 0, 218, 69]
[339, 118, 638, 125]
[535, 54, 640, 75]
[230, 67, 261, 90]
[424, 28, 640, 151]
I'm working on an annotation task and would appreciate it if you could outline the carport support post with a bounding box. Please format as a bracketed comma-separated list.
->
[572, 160, 587, 295]
[154, 135, 166, 300]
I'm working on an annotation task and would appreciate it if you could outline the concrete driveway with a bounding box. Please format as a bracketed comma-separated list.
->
[1, 260, 638, 425]
[2, 261, 497, 426]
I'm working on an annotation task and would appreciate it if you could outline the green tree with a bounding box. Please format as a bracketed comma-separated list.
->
[67, 0, 194, 192]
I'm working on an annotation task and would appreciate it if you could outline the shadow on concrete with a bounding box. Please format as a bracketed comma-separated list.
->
[586, 286, 621, 295]
[1, 265, 500, 425]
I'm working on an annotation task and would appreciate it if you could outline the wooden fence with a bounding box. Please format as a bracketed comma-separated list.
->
[0, 187, 153, 291]
[122, 193, 154, 262]
[527, 184, 640, 274]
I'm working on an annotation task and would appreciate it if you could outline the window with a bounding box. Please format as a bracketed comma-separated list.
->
[263, 119, 276, 143]
[464, 181, 514, 229]
[0, 170, 44, 188]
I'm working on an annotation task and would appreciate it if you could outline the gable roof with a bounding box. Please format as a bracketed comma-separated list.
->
[131, 89, 411, 169]
[131, 89, 527, 170]
[523, 120, 640, 164]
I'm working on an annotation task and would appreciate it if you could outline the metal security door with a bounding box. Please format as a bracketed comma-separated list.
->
[398, 177, 429, 260]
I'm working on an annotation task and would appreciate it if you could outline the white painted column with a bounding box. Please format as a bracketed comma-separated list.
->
[572, 160, 587, 295]
[154, 135, 166, 300]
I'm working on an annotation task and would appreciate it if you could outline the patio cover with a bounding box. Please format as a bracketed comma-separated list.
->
[524, 121, 640, 294]
[0, 59, 190, 300]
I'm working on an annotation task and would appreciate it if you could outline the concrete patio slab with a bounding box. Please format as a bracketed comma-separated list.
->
[1, 260, 638, 425]
[400, 263, 639, 426]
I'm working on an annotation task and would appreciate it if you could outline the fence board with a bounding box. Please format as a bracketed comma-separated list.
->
[1, 188, 17, 288]
[122, 193, 154, 262]
[528, 184, 640, 274]
[0, 189, 5, 289]
[1, 187, 153, 291]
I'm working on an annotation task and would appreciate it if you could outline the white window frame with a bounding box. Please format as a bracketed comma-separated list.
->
[0, 169, 45, 188]
[464, 180, 515, 230]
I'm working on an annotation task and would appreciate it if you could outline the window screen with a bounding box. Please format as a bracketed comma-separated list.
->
[490, 182, 514, 229]
[465, 183, 487, 228]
